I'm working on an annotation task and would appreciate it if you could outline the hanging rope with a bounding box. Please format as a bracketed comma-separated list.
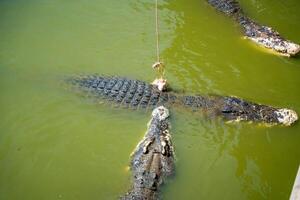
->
[155, 0, 160, 63]
[151, 0, 167, 91]
[152, 0, 164, 79]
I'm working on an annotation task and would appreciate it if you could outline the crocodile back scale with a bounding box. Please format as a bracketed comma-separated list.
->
[69, 75, 177, 109]
[68, 75, 298, 126]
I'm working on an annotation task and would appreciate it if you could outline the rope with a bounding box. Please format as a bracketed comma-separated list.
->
[155, 0, 160, 62]
[152, 0, 165, 79]
[151, 1, 166, 92]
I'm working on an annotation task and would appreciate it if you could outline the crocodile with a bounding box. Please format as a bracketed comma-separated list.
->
[121, 106, 174, 200]
[69, 75, 298, 126]
[207, 0, 300, 57]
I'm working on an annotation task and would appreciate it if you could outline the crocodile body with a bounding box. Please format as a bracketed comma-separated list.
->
[70, 75, 298, 126]
[121, 106, 174, 200]
[207, 0, 300, 56]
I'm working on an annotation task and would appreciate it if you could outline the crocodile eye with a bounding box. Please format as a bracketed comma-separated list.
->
[285, 111, 290, 115]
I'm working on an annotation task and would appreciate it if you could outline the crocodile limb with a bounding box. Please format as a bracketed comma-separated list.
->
[121, 106, 174, 200]
[207, 0, 300, 56]
[68, 75, 298, 126]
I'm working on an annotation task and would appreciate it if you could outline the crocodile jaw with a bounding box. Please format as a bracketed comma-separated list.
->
[275, 109, 298, 126]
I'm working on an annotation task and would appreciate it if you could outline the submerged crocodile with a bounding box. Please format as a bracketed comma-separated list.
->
[121, 106, 174, 200]
[207, 0, 300, 56]
[69, 75, 298, 126]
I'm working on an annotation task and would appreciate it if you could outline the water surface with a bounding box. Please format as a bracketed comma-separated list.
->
[0, 0, 299, 199]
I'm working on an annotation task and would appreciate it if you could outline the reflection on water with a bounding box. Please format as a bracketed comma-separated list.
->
[0, 0, 300, 200]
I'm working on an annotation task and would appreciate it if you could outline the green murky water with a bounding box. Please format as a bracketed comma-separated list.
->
[0, 0, 299, 199]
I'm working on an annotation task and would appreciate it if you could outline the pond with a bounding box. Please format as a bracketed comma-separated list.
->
[0, 0, 299, 199]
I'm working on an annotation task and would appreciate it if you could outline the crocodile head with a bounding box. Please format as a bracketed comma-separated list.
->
[252, 36, 300, 57]
[152, 78, 168, 92]
[243, 22, 300, 57]
[283, 42, 300, 56]
[275, 109, 298, 126]
[152, 106, 169, 121]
